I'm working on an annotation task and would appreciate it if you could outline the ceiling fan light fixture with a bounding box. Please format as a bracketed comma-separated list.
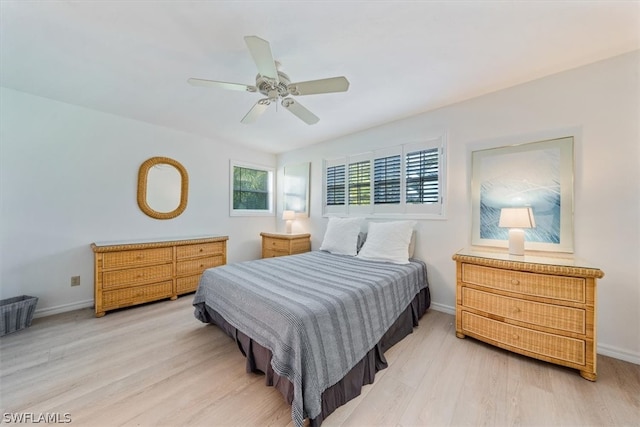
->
[188, 35, 349, 125]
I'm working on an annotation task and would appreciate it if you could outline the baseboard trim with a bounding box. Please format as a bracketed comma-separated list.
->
[427, 302, 639, 366]
[34, 299, 93, 318]
[428, 301, 455, 316]
[597, 343, 640, 365]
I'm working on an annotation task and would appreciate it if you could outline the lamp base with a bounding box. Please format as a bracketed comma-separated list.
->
[285, 220, 293, 234]
[508, 228, 525, 256]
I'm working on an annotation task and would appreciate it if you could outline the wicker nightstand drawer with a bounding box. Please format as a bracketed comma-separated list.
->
[102, 263, 173, 289]
[264, 238, 290, 251]
[263, 249, 287, 258]
[461, 263, 586, 303]
[290, 239, 311, 254]
[103, 247, 173, 269]
[461, 311, 586, 366]
[462, 287, 586, 334]
[176, 242, 225, 259]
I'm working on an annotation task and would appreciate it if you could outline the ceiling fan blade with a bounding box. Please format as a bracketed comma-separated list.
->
[281, 98, 319, 125]
[244, 36, 279, 83]
[288, 76, 349, 96]
[241, 99, 271, 124]
[188, 78, 257, 92]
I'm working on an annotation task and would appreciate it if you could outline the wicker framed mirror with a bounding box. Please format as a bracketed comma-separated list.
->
[137, 156, 188, 220]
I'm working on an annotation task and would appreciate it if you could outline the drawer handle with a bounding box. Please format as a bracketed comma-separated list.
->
[512, 334, 519, 340]
[137, 255, 144, 260]
[512, 307, 521, 314]
[511, 279, 520, 285]
[199, 248, 204, 252]
[199, 264, 204, 268]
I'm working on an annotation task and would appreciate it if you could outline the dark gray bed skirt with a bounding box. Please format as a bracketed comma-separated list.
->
[195, 286, 431, 426]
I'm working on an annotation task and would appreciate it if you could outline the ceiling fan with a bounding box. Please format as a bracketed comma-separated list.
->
[188, 35, 349, 125]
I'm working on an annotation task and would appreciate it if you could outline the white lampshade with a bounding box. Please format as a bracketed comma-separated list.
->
[499, 207, 536, 256]
[282, 210, 296, 220]
[499, 207, 536, 229]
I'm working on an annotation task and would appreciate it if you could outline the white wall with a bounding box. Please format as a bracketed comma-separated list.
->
[277, 51, 640, 364]
[0, 88, 277, 315]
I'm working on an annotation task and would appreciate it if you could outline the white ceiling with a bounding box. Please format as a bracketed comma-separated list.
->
[1, 1, 638, 154]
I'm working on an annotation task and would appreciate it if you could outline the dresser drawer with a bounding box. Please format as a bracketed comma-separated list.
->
[102, 281, 173, 310]
[462, 287, 586, 334]
[102, 263, 173, 289]
[102, 247, 173, 269]
[461, 264, 586, 303]
[176, 275, 200, 294]
[264, 238, 290, 251]
[176, 255, 223, 276]
[461, 311, 586, 366]
[176, 242, 225, 259]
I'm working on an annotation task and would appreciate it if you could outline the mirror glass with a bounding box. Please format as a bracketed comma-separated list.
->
[137, 157, 188, 220]
[283, 162, 310, 217]
[147, 164, 181, 212]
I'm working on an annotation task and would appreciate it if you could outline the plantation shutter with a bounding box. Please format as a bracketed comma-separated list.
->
[348, 160, 370, 205]
[374, 154, 401, 205]
[326, 164, 346, 206]
[405, 147, 439, 204]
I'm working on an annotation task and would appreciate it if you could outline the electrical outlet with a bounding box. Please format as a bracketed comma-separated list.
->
[71, 276, 80, 287]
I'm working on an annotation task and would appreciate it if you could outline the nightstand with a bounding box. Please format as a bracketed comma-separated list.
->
[452, 248, 604, 381]
[260, 232, 311, 258]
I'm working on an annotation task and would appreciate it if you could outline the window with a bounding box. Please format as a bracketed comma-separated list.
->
[230, 160, 274, 216]
[322, 137, 446, 218]
[326, 164, 346, 206]
[374, 155, 401, 204]
[406, 147, 439, 204]
[348, 160, 370, 205]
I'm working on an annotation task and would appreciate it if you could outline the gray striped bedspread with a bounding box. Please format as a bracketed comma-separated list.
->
[193, 250, 428, 427]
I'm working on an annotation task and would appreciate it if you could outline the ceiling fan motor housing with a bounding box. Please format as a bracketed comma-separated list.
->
[256, 71, 291, 99]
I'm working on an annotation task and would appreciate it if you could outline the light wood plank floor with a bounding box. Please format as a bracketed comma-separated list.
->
[1, 296, 639, 426]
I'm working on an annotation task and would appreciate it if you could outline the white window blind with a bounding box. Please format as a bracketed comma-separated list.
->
[406, 147, 439, 204]
[348, 160, 371, 206]
[322, 136, 446, 218]
[326, 164, 346, 206]
[373, 155, 401, 205]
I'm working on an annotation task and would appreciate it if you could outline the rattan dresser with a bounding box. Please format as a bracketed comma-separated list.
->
[91, 235, 228, 317]
[453, 248, 604, 381]
[260, 232, 311, 258]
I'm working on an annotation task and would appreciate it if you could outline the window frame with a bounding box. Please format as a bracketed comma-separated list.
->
[229, 160, 275, 217]
[322, 136, 447, 219]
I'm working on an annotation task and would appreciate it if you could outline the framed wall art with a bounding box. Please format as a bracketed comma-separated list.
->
[470, 136, 574, 253]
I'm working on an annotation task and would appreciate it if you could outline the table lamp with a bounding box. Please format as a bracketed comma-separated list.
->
[282, 210, 296, 234]
[499, 207, 536, 256]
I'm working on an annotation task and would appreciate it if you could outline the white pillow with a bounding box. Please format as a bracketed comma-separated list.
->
[357, 221, 416, 264]
[357, 230, 416, 257]
[319, 217, 364, 256]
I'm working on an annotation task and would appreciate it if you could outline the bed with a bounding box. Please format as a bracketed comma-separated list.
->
[193, 246, 430, 427]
